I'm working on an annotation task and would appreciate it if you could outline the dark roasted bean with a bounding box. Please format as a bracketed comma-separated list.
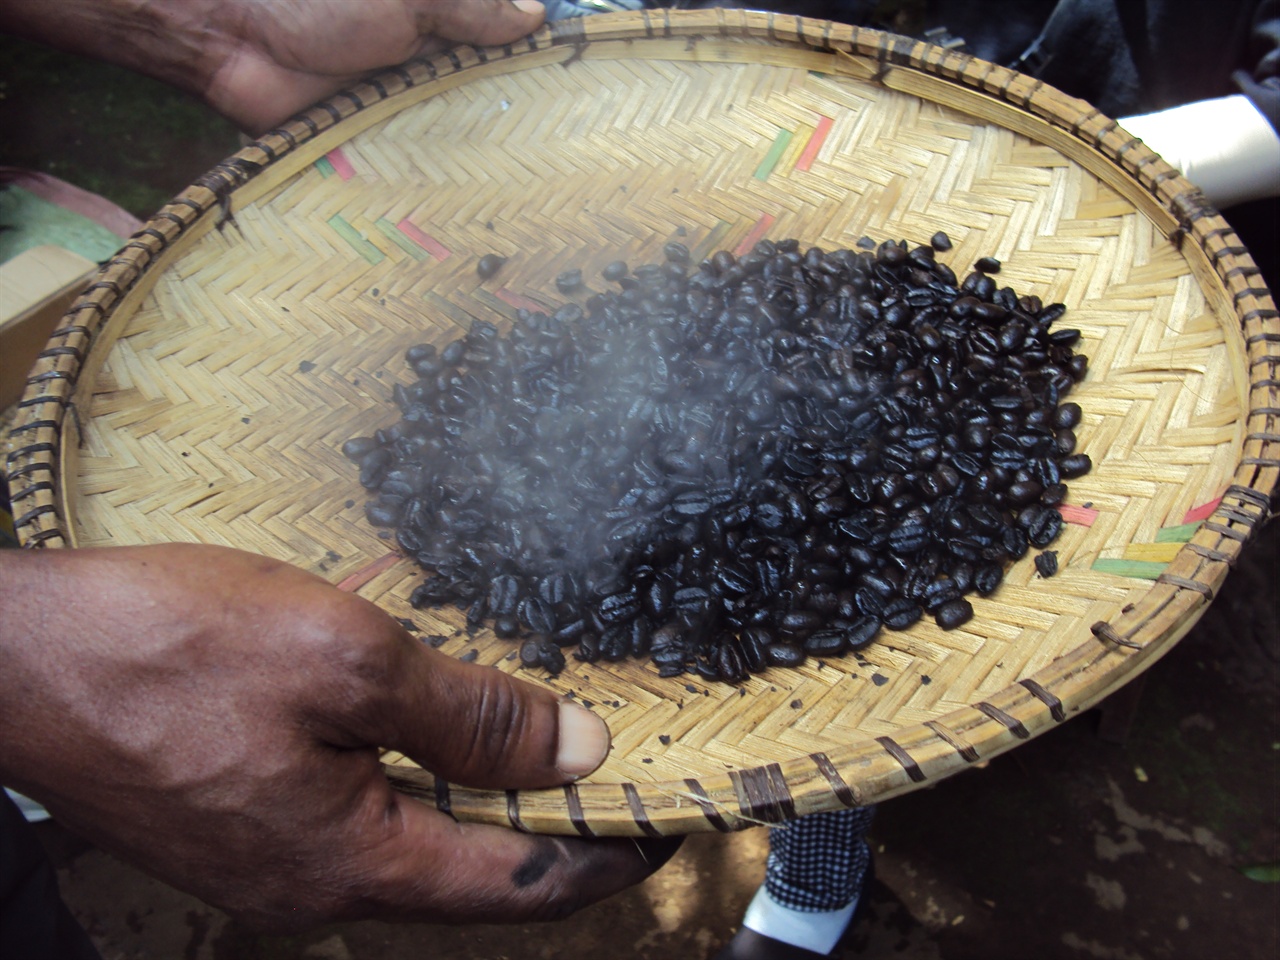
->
[935, 598, 973, 630]
[537, 641, 567, 674]
[1054, 402, 1082, 429]
[519, 639, 541, 667]
[1035, 550, 1059, 577]
[476, 253, 506, 279]
[555, 268, 583, 293]
[765, 643, 806, 667]
[805, 630, 847, 656]
[974, 563, 1004, 595]
[1059, 453, 1092, 478]
[846, 616, 881, 651]
[975, 256, 1001, 273]
[882, 598, 923, 630]
[353, 235, 1088, 679]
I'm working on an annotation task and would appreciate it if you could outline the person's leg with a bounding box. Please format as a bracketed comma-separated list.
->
[0, 790, 102, 960]
[717, 806, 875, 959]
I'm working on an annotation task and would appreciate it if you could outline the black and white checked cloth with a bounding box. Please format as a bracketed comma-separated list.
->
[764, 806, 876, 911]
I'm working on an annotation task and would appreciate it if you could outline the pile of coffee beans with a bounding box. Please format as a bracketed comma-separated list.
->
[344, 234, 1090, 682]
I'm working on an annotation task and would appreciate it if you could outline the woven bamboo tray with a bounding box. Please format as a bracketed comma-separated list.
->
[7, 11, 1278, 837]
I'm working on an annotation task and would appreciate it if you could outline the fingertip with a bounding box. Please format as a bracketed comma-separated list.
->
[512, 0, 547, 17]
[555, 701, 611, 779]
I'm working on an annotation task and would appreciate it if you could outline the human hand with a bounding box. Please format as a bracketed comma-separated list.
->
[199, 0, 549, 133]
[0, 0, 548, 134]
[0, 543, 677, 931]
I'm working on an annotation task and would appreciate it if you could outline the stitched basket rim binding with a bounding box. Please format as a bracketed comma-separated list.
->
[7, 10, 1278, 836]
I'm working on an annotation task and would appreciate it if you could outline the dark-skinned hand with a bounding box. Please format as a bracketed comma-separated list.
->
[0, 544, 678, 931]
[0, 0, 549, 133]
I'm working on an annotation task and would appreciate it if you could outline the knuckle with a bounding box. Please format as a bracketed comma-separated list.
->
[458, 674, 543, 779]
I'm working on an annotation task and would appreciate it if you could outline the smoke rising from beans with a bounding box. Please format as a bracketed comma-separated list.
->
[346, 234, 1090, 683]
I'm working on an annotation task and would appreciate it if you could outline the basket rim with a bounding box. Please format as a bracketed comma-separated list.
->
[6, 9, 1278, 836]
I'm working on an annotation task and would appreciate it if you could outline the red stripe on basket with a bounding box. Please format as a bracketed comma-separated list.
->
[326, 147, 356, 181]
[1057, 504, 1098, 526]
[336, 552, 401, 592]
[734, 214, 776, 257]
[1182, 497, 1223, 524]
[494, 288, 548, 313]
[395, 219, 451, 260]
[794, 116, 834, 172]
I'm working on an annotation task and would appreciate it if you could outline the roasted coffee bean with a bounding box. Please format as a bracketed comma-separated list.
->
[846, 616, 881, 651]
[974, 563, 1004, 596]
[518, 638, 542, 667]
[935, 598, 974, 630]
[342, 437, 378, 460]
[930, 231, 953, 252]
[1059, 453, 1092, 478]
[351, 235, 1089, 679]
[1054, 402, 1082, 429]
[805, 630, 847, 656]
[476, 253, 506, 279]
[1026, 506, 1063, 547]
[537, 640, 567, 674]
[763, 642, 805, 667]
[882, 598, 923, 630]
[1035, 550, 1059, 577]
[556, 269, 583, 293]
[975, 256, 1001, 274]
[518, 596, 555, 635]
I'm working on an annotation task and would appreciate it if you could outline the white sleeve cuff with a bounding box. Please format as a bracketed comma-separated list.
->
[1120, 94, 1280, 208]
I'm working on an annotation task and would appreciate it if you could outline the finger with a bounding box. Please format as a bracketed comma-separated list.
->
[367, 790, 682, 924]
[415, 0, 547, 47]
[333, 624, 612, 789]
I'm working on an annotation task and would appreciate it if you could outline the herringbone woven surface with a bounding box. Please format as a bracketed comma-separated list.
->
[8, 13, 1277, 835]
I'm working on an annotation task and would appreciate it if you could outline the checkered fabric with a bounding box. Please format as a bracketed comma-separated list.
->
[764, 806, 875, 912]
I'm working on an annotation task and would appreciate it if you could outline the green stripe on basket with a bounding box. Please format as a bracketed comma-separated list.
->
[1091, 558, 1168, 580]
[315, 156, 335, 178]
[374, 218, 430, 261]
[691, 220, 734, 264]
[754, 129, 793, 180]
[1155, 522, 1199, 543]
[328, 215, 384, 265]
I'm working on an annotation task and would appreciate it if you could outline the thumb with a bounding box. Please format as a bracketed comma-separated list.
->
[363, 642, 611, 789]
[415, 0, 547, 48]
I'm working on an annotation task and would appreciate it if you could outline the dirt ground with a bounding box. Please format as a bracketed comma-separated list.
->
[4, 28, 1278, 960]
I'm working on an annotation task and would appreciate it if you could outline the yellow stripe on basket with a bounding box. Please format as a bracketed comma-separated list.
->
[1121, 542, 1183, 563]
[781, 123, 813, 174]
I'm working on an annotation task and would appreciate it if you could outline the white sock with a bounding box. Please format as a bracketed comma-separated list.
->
[741, 885, 858, 955]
